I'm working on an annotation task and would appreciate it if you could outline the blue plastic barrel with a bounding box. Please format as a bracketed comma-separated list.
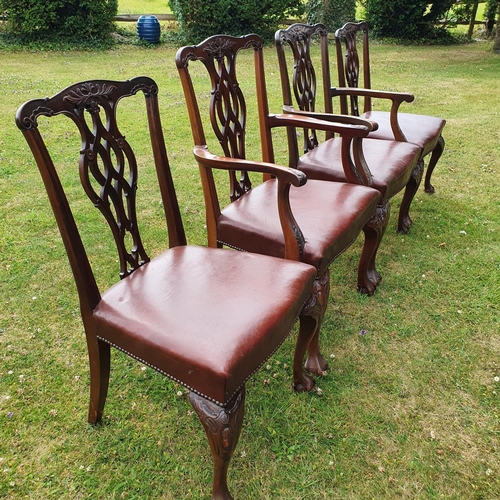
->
[137, 15, 161, 44]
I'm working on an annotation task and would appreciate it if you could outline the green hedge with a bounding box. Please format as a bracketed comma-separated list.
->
[168, 0, 305, 43]
[0, 0, 118, 43]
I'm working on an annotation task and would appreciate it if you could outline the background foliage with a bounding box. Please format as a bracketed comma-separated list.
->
[0, 0, 118, 44]
[168, 0, 304, 43]
[362, 0, 456, 40]
[306, 0, 356, 32]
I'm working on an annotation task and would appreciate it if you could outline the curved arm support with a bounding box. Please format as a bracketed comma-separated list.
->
[331, 86, 414, 104]
[269, 113, 372, 138]
[282, 105, 379, 131]
[194, 146, 306, 261]
[331, 87, 414, 142]
[194, 145, 307, 187]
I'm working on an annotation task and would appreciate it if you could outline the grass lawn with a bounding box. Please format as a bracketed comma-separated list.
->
[118, 0, 170, 14]
[0, 38, 499, 499]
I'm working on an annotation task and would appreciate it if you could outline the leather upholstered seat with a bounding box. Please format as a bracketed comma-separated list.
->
[296, 135, 420, 204]
[94, 245, 315, 406]
[217, 179, 380, 277]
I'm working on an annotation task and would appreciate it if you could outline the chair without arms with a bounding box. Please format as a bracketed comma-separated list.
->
[275, 23, 426, 236]
[176, 34, 382, 381]
[335, 21, 446, 195]
[15, 76, 318, 500]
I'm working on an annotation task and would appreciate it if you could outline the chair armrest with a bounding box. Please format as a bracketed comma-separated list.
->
[266, 113, 373, 187]
[282, 105, 379, 132]
[331, 86, 414, 104]
[330, 87, 414, 142]
[269, 112, 373, 138]
[194, 145, 306, 187]
[194, 145, 306, 262]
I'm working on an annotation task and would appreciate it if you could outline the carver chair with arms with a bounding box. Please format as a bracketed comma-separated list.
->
[16, 76, 319, 500]
[335, 21, 446, 195]
[176, 34, 383, 380]
[275, 22, 425, 236]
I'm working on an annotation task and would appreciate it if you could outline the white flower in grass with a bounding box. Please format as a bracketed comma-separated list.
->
[494, 376, 499, 382]
[176, 391, 183, 397]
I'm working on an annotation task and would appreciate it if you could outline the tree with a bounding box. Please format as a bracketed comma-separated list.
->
[492, 1, 500, 51]
[305, 0, 356, 32]
[485, 0, 500, 35]
[363, 0, 455, 40]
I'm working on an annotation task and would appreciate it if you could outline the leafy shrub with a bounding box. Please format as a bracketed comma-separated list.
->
[306, 0, 356, 32]
[0, 0, 118, 45]
[363, 0, 455, 40]
[168, 0, 305, 43]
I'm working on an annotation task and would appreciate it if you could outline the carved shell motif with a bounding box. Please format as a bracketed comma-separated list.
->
[64, 83, 118, 111]
[203, 37, 238, 61]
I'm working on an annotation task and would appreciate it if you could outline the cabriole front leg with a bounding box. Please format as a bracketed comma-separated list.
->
[293, 269, 330, 386]
[358, 202, 390, 295]
[189, 388, 245, 500]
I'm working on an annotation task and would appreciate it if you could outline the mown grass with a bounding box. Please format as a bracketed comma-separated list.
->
[0, 39, 499, 499]
[118, 0, 169, 15]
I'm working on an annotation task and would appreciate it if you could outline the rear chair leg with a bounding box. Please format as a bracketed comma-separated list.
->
[190, 388, 245, 500]
[398, 159, 424, 234]
[87, 338, 110, 425]
[358, 202, 390, 295]
[424, 135, 445, 194]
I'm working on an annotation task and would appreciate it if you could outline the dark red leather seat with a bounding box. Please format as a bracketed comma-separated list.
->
[94, 245, 315, 405]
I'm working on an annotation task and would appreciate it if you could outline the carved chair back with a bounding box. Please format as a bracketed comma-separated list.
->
[15, 77, 186, 331]
[275, 23, 331, 153]
[177, 36, 254, 203]
[176, 34, 292, 243]
[335, 21, 373, 116]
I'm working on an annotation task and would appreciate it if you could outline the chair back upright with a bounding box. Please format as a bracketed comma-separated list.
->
[15, 76, 186, 328]
[176, 34, 303, 244]
[275, 23, 334, 153]
[335, 21, 372, 116]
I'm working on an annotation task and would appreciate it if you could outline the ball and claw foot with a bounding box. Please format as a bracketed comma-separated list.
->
[397, 214, 412, 235]
[304, 352, 328, 376]
[424, 183, 435, 194]
[293, 371, 316, 392]
[358, 269, 382, 296]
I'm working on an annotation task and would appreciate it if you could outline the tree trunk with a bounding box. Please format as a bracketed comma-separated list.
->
[494, 2, 500, 52]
